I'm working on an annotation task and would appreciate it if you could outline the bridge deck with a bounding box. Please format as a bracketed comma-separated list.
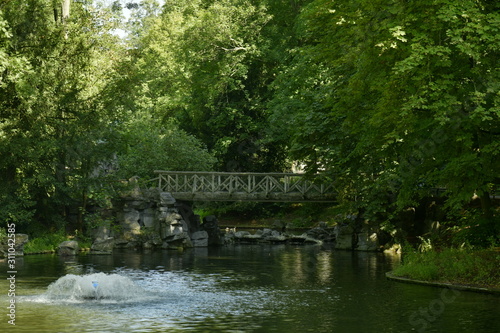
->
[154, 171, 336, 202]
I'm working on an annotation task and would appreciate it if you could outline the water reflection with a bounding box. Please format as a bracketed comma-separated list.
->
[0, 246, 497, 333]
[279, 246, 333, 286]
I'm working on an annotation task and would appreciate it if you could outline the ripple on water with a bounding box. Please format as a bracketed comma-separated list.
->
[27, 272, 157, 304]
[20, 268, 291, 332]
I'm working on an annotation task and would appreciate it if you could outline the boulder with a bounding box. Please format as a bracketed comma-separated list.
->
[191, 231, 209, 247]
[91, 238, 114, 254]
[58, 240, 80, 256]
[306, 226, 335, 242]
[160, 192, 176, 206]
[266, 234, 287, 243]
[113, 238, 130, 248]
[142, 208, 158, 230]
[93, 223, 112, 241]
[162, 232, 192, 249]
[241, 234, 263, 242]
[0, 234, 29, 257]
[288, 234, 309, 244]
[119, 209, 141, 235]
[303, 236, 323, 245]
[356, 232, 379, 251]
[163, 212, 183, 224]
[143, 241, 155, 249]
[271, 230, 281, 237]
[201, 215, 223, 246]
[286, 234, 321, 244]
[260, 229, 273, 237]
[263, 230, 286, 243]
[191, 230, 208, 239]
[334, 225, 354, 250]
[224, 231, 236, 244]
[234, 231, 251, 238]
[169, 231, 189, 241]
[161, 220, 185, 239]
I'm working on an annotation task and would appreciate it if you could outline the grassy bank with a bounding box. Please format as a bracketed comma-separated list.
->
[23, 232, 92, 254]
[391, 248, 500, 290]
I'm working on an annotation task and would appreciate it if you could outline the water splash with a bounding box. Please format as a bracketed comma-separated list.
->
[41, 272, 148, 302]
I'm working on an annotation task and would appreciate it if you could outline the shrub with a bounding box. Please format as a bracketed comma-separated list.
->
[24, 232, 68, 254]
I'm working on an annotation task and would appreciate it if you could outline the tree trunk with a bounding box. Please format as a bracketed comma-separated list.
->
[480, 191, 493, 219]
[77, 191, 87, 233]
[62, 0, 70, 20]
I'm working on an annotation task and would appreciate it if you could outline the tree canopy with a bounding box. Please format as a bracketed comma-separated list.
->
[269, 0, 499, 221]
[0, 0, 498, 242]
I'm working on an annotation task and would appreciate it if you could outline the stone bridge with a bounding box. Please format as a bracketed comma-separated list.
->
[153, 171, 336, 202]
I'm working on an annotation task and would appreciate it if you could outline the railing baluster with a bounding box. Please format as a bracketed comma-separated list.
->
[152, 171, 335, 202]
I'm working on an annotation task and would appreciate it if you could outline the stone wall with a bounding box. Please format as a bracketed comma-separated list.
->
[89, 188, 400, 253]
[0, 234, 29, 257]
[329, 212, 399, 252]
[90, 188, 212, 253]
[89, 188, 443, 254]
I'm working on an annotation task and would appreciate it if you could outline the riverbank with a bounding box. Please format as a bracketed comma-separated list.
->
[386, 272, 500, 294]
[388, 248, 500, 294]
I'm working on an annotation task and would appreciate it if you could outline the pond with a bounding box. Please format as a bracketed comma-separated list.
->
[1, 245, 499, 332]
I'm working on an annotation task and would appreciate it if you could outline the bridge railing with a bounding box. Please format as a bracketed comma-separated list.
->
[153, 171, 336, 202]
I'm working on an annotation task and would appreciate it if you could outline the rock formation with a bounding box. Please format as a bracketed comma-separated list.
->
[90, 187, 215, 252]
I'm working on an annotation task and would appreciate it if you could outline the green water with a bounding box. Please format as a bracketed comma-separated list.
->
[1, 245, 499, 332]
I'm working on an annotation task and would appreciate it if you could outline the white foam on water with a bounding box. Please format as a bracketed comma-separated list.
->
[16, 269, 290, 332]
[32, 272, 153, 303]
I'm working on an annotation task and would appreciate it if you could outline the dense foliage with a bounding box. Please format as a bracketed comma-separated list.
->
[0, 0, 498, 244]
[0, 0, 215, 233]
[271, 0, 500, 218]
[0, 0, 123, 230]
[269, 0, 499, 242]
